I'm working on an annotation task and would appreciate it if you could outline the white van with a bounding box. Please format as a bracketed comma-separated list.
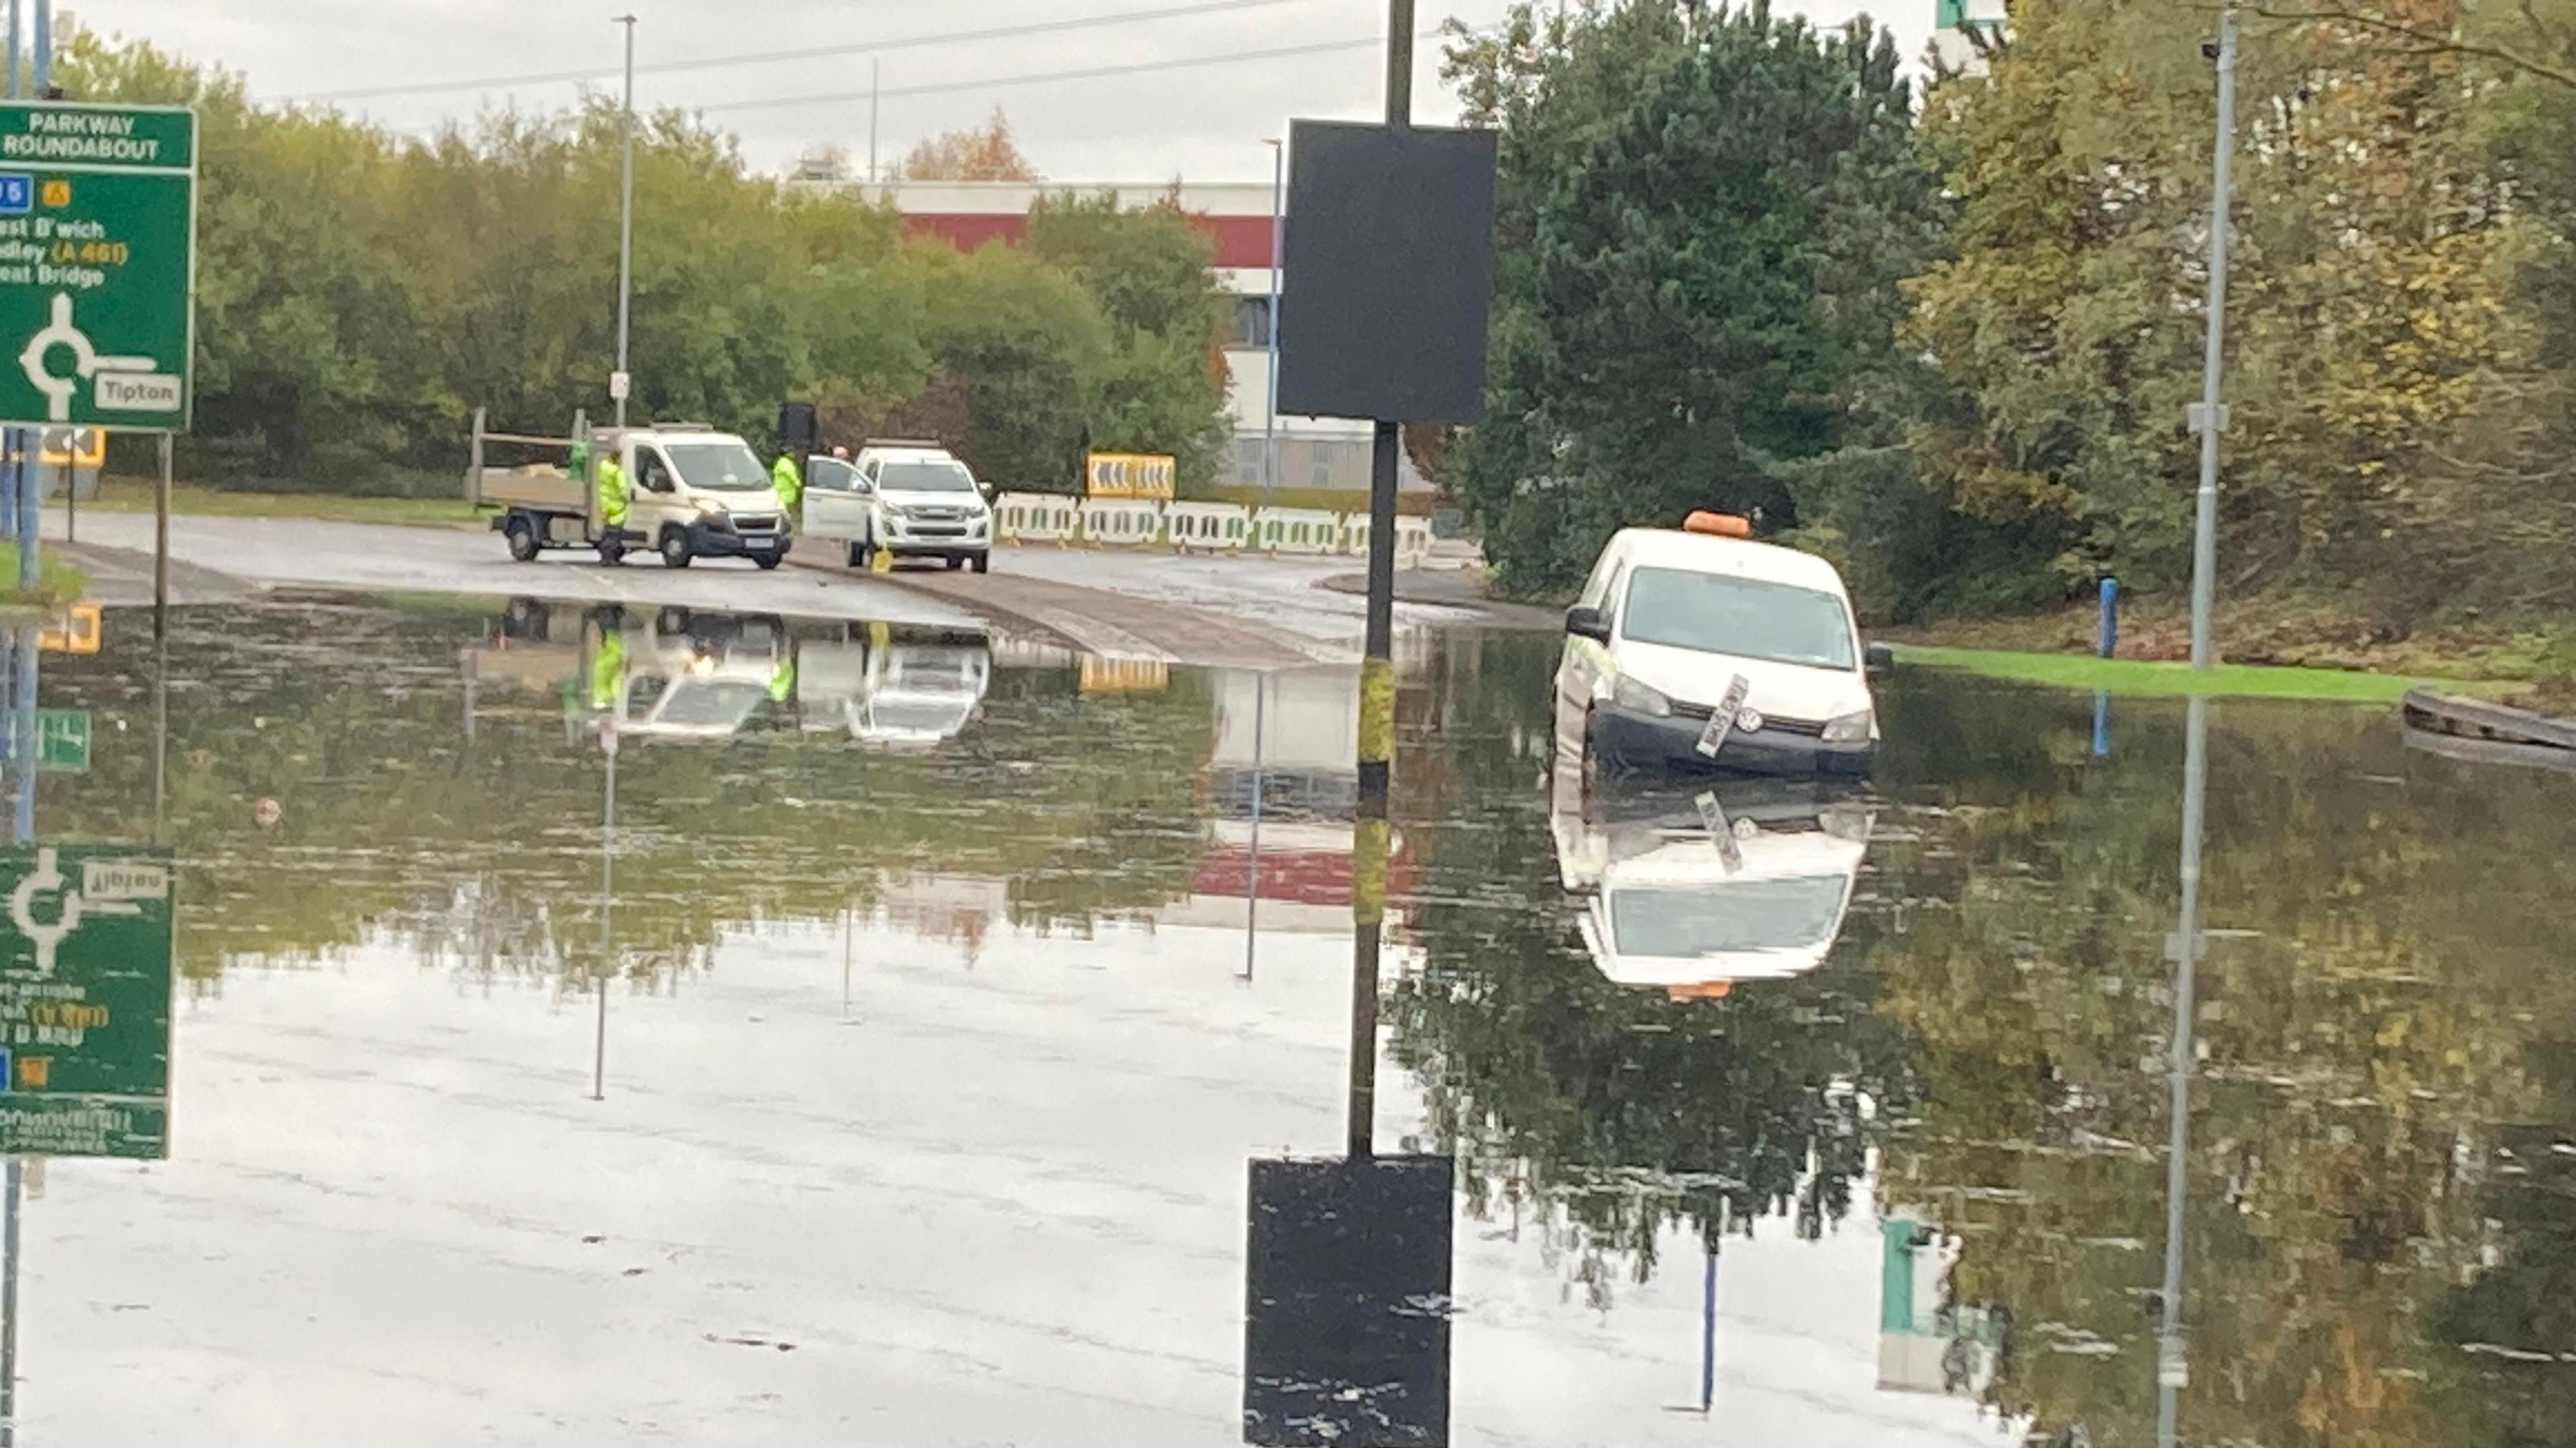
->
[1555, 516, 1884, 777]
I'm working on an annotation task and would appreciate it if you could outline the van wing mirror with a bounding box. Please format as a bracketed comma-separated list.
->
[1864, 641, 1896, 675]
[1565, 606, 1611, 643]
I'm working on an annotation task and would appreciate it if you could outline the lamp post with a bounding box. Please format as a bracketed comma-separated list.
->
[1264, 137, 1283, 502]
[613, 14, 637, 428]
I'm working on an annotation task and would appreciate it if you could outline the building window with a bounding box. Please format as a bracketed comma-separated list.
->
[1229, 294, 1274, 349]
[1233, 435, 1266, 484]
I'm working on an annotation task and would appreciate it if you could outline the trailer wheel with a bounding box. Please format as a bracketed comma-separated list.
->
[504, 516, 540, 562]
[659, 527, 692, 569]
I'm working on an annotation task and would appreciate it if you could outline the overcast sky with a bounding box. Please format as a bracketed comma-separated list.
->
[68, 0, 1935, 183]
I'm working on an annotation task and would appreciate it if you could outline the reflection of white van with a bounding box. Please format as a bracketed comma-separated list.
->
[1556, 517, 1884, 776]
[1549, 770, 1870, 997]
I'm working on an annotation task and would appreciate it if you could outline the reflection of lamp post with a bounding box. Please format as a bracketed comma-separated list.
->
[592, 720, 617, 1101]
[1242, 673, 1264, 982]
[2153, 693, 2211, 1448]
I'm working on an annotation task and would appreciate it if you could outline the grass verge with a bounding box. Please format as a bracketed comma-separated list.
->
[0, 541, 91, 612]
[1896, 644, 2512, 702]
[84, 480, 481, 528]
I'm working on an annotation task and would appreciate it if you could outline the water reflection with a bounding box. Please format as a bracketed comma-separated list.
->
[474, 598, 998, 747]
[1548, 763, 1872, 997]
[10, 596, 2576, 1444]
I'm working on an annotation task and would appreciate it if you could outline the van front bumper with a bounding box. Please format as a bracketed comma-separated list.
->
[1591, 704, 1874, 778]
[688, 514, 790, 557]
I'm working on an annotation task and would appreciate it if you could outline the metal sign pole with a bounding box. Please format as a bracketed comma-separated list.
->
[1344, 0, 1413, 1163]
[154, 433, 170, 640]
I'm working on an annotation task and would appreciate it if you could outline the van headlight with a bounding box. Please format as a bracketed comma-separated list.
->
[1822, 708, 1875, 744]
[1610, 675, 1674, 718]
[690, 497, 727, 516]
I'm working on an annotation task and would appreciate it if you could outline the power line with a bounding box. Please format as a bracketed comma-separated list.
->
[694, 30, 1448, 116]
[287, 0, 1314, 104]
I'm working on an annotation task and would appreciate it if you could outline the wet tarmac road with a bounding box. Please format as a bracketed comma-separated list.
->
[7, 594, 2576, 1445]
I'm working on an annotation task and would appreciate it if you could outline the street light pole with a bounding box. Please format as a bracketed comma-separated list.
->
[13, 0, 44, 594]
[2188, 6, 2236, 670]
[613, 13, 637, 429]
[1264, 137, 1283, 502]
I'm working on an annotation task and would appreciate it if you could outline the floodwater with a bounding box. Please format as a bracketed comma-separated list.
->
[11, 593, 2576, 1445]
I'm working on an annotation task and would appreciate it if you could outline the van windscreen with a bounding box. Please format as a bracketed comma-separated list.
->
[1619, 567, 1856, 670]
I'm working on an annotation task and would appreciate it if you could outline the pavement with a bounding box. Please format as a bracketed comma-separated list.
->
[39, 511, 1536, 667]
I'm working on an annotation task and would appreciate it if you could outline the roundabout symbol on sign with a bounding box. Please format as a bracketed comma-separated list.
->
[18, 291, 154, 422]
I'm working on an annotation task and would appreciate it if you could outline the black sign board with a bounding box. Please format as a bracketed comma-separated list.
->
[1244, 1154, 1454, 1446]
[1276, 121, 1497, 425]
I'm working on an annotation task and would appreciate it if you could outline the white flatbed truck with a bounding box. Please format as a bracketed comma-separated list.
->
[467, 407, 791, 569]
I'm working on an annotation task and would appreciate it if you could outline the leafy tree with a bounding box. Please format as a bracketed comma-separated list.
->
[902, 107, 1040, 182]
[47, 28, 1226, 492]
[1026, 192, 1231, 492]
[1910, 0, 2527, 617]
[1448, 2, 1935, 599]
[914, 245, 1114, 491]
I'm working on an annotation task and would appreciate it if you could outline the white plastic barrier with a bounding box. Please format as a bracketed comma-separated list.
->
[1253, 506, 1344, 556]
[1079, 497, 1165, 547]
[1394, 516, 1434, 570]
[1165, 501, 1251, 553]
[1339, 512, 1371, 559]
[998, 492, 1080, 544]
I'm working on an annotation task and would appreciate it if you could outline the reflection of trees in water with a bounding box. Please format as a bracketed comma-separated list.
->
[1867, 677, 2576, 1447]
[35, 604, 1220, 985]
[1385, 636, 1907, 1292]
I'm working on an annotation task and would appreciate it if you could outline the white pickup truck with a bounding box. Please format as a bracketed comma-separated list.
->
[799, 440, 996, 573]
[468, 408, 791, 569]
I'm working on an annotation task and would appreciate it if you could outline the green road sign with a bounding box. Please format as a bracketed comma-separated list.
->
[0, 846, 173, 1158]
[0, 103, 195, 433]
[35, 708, 86, 773]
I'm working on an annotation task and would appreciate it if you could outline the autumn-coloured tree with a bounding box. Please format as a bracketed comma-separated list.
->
[900, 107, 1040, 182]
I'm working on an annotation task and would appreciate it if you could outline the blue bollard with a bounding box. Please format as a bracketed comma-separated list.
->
[2097, 575, 2120, 659]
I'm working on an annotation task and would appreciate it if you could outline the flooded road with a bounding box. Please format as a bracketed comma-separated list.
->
[13, 594, 2576, 1444]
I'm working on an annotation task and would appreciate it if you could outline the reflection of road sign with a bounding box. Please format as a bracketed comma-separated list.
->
[35, 709, 86, 773]
[0, 103, 195, 431]
[38, 600, 98, 653]
[1079, 655, 1169, 693]
[0, 846, 174, 1158]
